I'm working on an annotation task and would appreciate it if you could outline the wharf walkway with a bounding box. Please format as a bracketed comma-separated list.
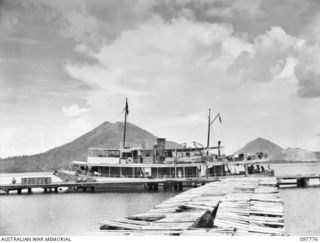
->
[98, 177, 286, 236]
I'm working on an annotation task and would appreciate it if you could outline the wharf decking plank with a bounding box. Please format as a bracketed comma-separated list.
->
[99, 176, 286, 236]
[99, 220, 142, 230]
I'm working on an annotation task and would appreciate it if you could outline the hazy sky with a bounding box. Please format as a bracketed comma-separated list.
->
[1, 0, 320, 157]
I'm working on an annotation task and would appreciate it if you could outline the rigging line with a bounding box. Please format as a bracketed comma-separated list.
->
[180, 117, 207, 143]
[219, 118, 224, 145]
[130, 109, 192, 117]
[211, 127, 216, 147]
[99, 111, 126, 134]
[92, 112, 126, 147]
[181, 122, 204, 142]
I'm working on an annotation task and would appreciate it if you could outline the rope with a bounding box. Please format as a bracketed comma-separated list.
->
[131, 109, 191, 117]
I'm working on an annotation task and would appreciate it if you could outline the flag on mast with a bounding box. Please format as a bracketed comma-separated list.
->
[125, 98, 129, 114]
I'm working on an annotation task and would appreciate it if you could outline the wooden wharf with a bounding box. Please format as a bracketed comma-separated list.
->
[1, 172, 318, 195]
[0, 177, 210, 195]
[277, 174, 320, 188]
[2, 172, 318, 195]
[99, 177, 286, 236]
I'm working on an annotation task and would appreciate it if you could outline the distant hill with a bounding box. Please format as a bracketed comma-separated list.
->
[0, 121, 178, 173]
[234, 137, 284, 159]
[235, 137, 319, 161]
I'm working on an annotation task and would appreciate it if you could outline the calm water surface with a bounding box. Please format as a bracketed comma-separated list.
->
[1, 163, 320, 235]
[0, 189, 178, 235]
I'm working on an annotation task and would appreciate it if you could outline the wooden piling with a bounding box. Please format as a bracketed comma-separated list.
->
[173, 183, 178, 191]
[154, 183, 159, 191]
[297, 178, 309, 187]
[163, 183, 168, 191]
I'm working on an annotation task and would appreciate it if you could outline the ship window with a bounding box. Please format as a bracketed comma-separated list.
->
[108, 150, 120, 157]
[122, 152, 132, 159]
[165, 151, 173, 157]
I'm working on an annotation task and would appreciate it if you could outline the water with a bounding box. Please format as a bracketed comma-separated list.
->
[273, 162, 320, 235]
[1, 163, 320, 235]
[271, 162, 320, 176]
[280, 188, 320, 235]
[0, 191, 177, 235]
[0, 172, 178, 235]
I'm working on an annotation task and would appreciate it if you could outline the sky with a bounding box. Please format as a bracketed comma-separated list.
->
[0, 0, 320, 157]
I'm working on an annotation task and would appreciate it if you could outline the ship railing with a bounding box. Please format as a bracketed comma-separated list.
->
[119, 142, 143, 150]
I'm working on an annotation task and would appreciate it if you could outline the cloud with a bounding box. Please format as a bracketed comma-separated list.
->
[65, 17, 251, 112]
[1, 0, 320, 157]
[228, 27, 300, 82]
[62, 104, 89, 117]
[153, 0, 263, 20]
[63, 16, 319, 153]
[203, 0, 263, 18]
[0, 118, 92, 157]
[294, 13, 320, 98]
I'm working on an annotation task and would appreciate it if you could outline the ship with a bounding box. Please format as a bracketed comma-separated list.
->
[55, 99, 272, 189]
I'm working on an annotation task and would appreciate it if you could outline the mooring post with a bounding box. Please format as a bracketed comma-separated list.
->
[17, 189, 22, 194]
[28, 188, 32, 194]
[169, 182, 173, 190]
[178, 182, 183, 191]
[163, 182, 168, 191]
[244, 164, 248, 177]
[297, 178, 307, 187]
[173, 183, 178, 191]
[91, 186, 95, 192]
[54, 187, 58, 193]
[154, 183, 159, 191]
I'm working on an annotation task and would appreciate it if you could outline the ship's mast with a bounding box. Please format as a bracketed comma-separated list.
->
[206, 108, 211, 154]
[207, 109, 222, 155]
[122, 98, 129, 148]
